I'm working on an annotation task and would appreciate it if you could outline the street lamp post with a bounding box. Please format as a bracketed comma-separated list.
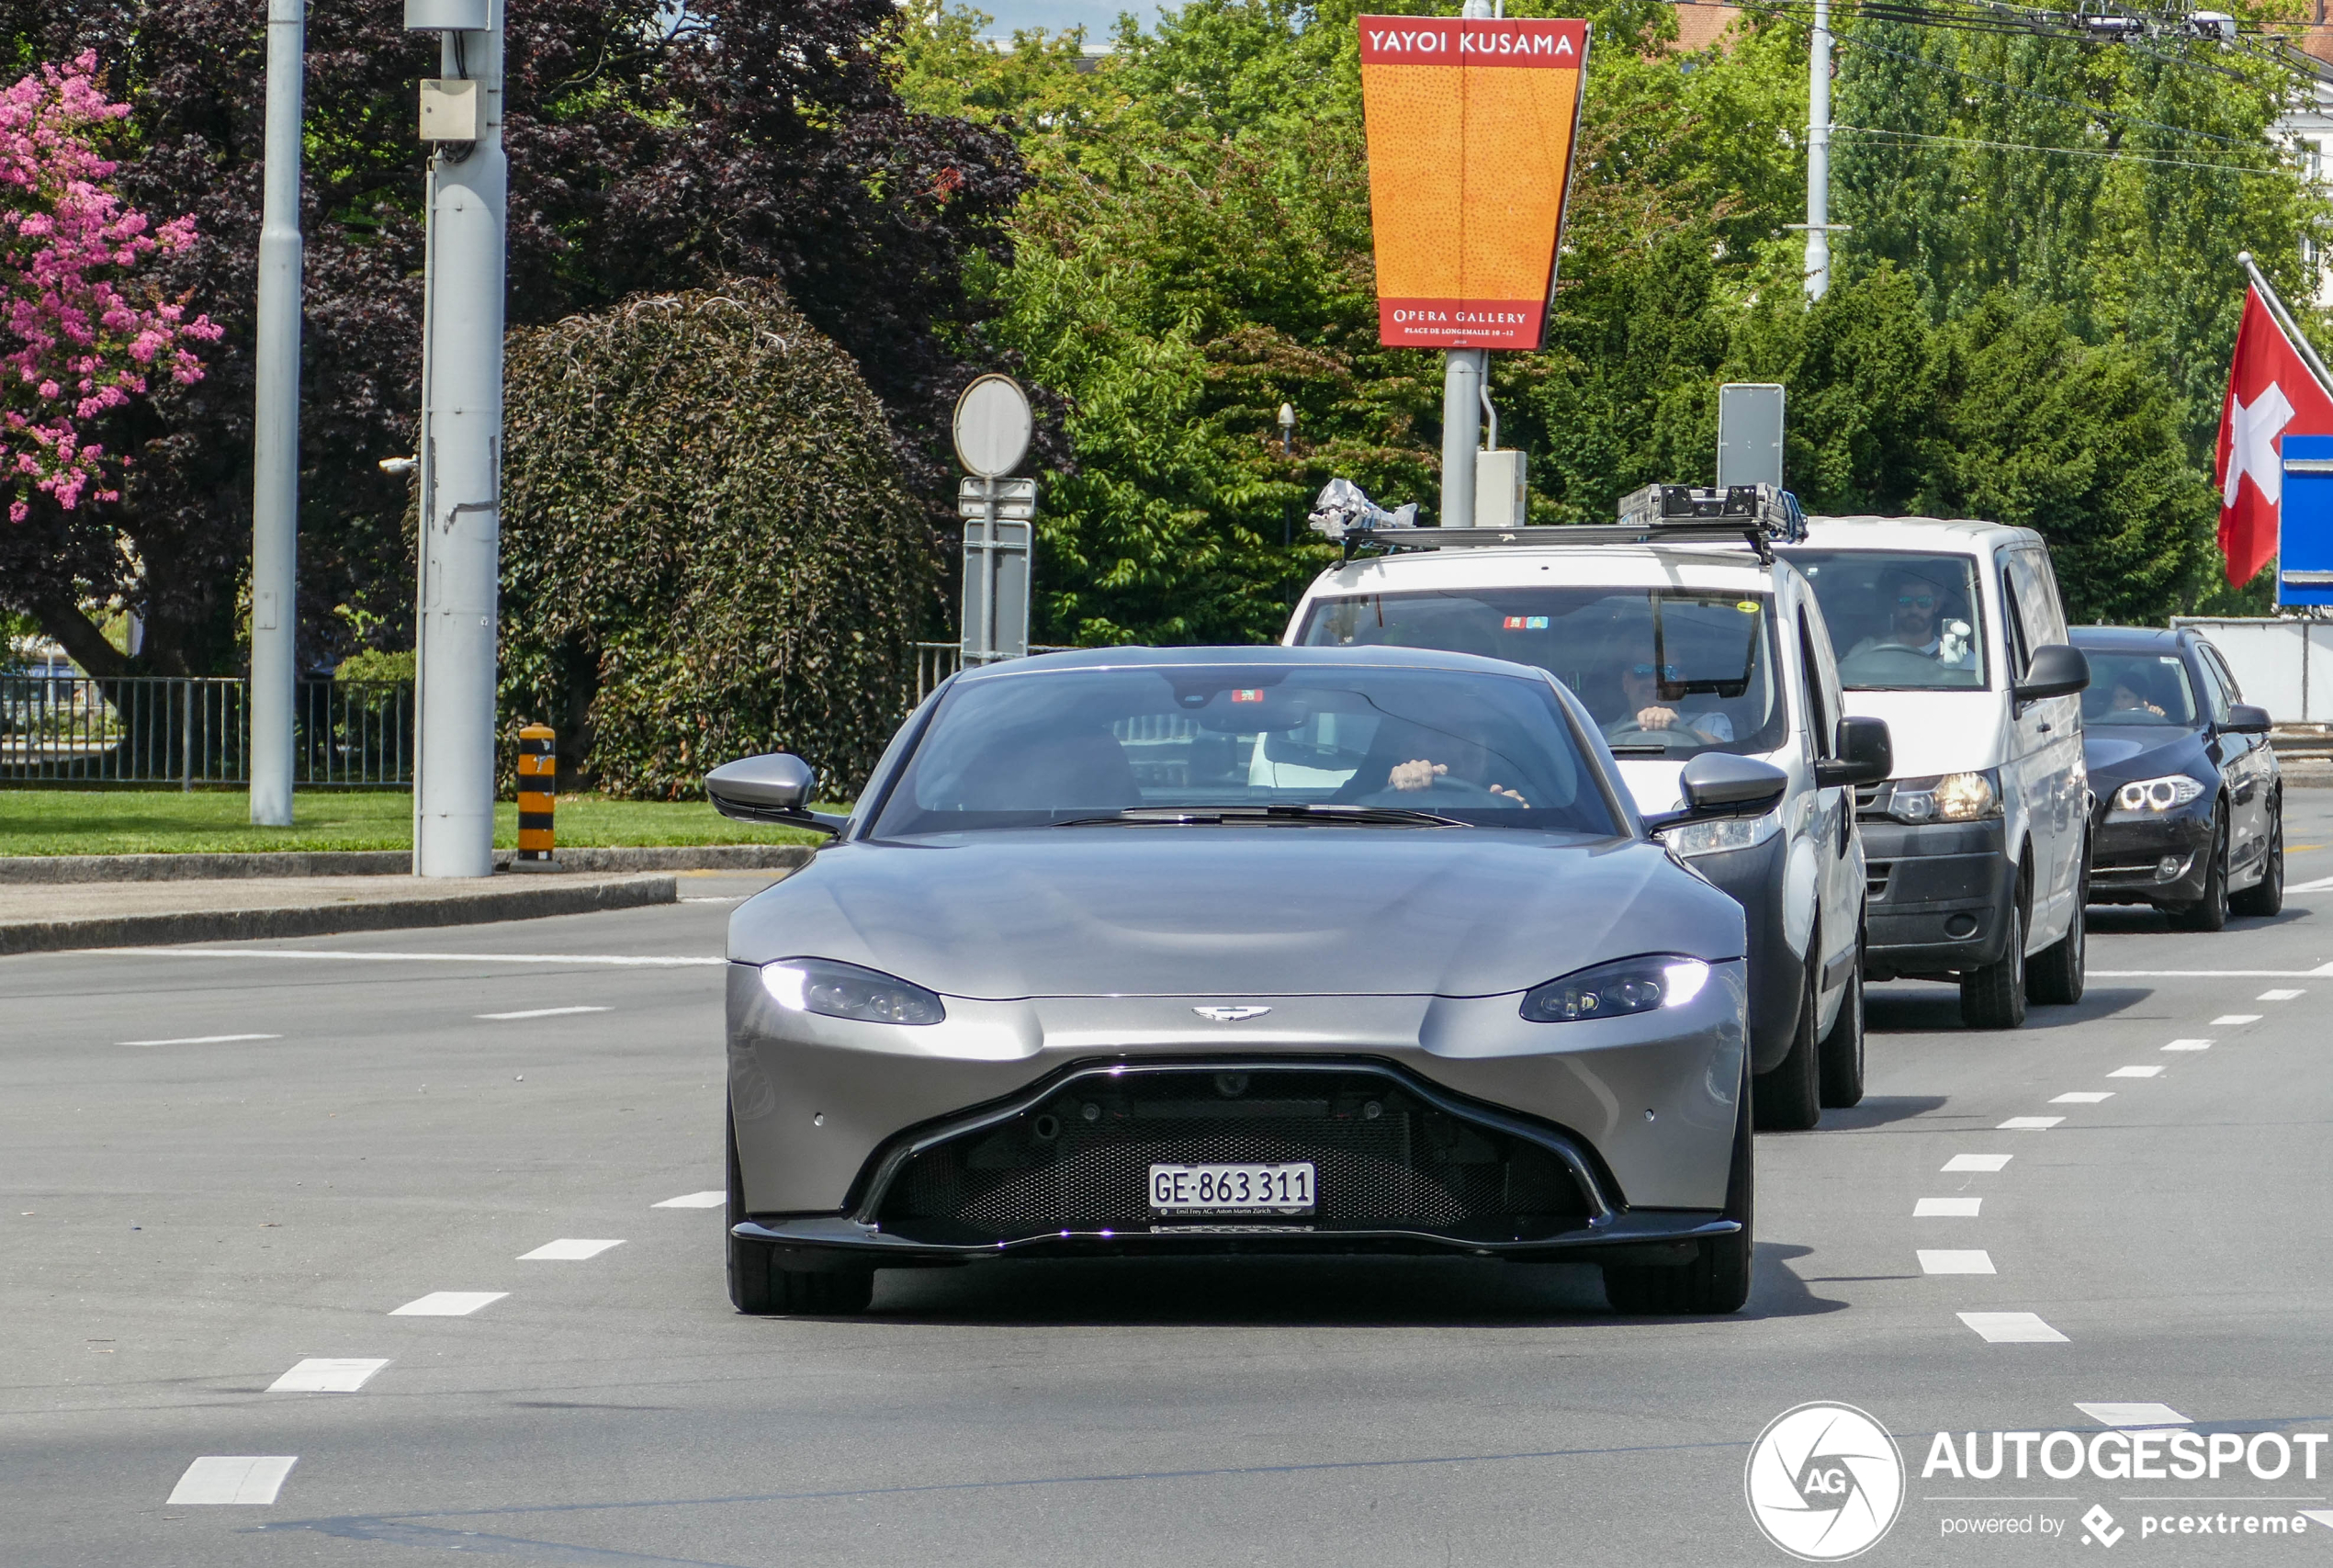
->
[247, 0, 305, 827]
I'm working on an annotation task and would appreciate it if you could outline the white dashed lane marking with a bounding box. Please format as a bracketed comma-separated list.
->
[266, 1358, 389, 1393]
[478, 1006, 611, 1021]
[2209, 1014, 2261, 1027]
[2052, 1092, 2113, 1104]
[167, 1456, 297, 1505]
[2109, 1066, 2166, 1078]
[1916, 1198, 1983, 1217]
[1944, 1154, 2014, 1172]
[519, 1239, 625, 1261]
[1959, 1312, 2069, 1344]
[1999, 1117, 2064, 1131]
[2162, 1039, 2215, 1052]
[119, 1033, 281, 1047]
[1920, 1250, 1996, 1275]
[389, 1292, 507, 1316]
[2260, 988, 2305, 1001]
[652, 1191, 725, 1209]
[2075, 1403, 2192, 1429]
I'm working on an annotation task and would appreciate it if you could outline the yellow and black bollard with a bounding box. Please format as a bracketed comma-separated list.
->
[515, 724, 559, 868]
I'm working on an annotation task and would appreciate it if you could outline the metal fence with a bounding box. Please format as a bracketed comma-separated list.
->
[0, 674, 413, 787]
[912, 641, 1077, 702]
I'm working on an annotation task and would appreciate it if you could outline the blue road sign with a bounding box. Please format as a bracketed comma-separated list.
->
[2280, 434, 2333, 607]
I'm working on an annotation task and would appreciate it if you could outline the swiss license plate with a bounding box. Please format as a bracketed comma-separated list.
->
[1148, 1162, 1315, 1215]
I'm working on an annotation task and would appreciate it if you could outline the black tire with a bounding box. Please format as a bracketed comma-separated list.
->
[2172, 808, 2230, 932]
[1818, 945, 1865, 1109]
[1959, 900, 2027, 1030]
[1752, 953, 1822, 1131]
[2026, 846, 2087, 1007]
[1605, 1061, 1754, 1315]
[2231, 796, 2284, 918]
[728, 1111, 874, 1316]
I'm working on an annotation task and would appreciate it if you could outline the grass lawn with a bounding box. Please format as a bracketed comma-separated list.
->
[0, 790, 826, 856]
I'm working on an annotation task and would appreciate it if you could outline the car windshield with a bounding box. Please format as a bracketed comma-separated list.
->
[871, 663, 1620, 838]
[2079, 652, 2199, 728]
[1779, 549, 1989, 691]
[1294, 587, 1785, 760]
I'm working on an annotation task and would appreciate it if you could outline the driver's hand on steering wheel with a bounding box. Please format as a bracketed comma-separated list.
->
[1488, 784, 1528, 804]
[1636, 705, 1681, 731]
[1388, 759, 1448, 791]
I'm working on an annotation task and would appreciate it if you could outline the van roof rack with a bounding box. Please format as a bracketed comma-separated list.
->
[1307, 479, 1807, 563]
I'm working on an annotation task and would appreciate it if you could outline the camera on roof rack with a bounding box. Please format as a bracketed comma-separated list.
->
[1615, 481, 1806, 547]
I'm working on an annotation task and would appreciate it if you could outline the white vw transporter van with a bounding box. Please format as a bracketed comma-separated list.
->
[1776, 518, 2091, 1029]
[1290, 484, 1893, 1129]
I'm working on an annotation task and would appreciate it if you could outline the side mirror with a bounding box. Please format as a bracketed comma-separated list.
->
[1815, 716, 1893, 788]
[2013, 643, 2090, 705]
[1644, 752, 1789, 833]
[704, 753, 849, 836]
[2225, 703, 2272, 736]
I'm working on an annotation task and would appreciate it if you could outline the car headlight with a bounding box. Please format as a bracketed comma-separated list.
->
[1520, 955, 1711, 1022]
[1659, 807, 1782, 858]
[761, 957, 945, 1025]
[1888, 770, 2001, 823]
[2112, 774, 2206, 814]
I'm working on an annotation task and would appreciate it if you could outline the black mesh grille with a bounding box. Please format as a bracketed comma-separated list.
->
[876, 1069, 1585, 1237]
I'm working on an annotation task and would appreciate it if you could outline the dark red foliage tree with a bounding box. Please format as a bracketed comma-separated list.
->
[0, 0, 1025, 676]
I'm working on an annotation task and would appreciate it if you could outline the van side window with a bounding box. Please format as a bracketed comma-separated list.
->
[2015, 549, 2070, 645]
[1798, 611, 1834, 758]
[1998, 564, 2033, 679]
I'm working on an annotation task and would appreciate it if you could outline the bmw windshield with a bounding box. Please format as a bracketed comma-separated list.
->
[1295, 588, 1785, 761]
[870, 663, 1620, 837]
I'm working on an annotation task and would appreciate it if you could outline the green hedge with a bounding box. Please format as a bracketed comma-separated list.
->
[499, 282, 940, 799]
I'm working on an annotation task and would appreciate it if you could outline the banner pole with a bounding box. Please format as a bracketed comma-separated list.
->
[2238, 250, 2333, 402]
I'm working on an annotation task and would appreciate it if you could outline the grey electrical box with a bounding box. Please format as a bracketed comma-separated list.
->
[405, 0, 489, 28]
[419, 78, 479, 141]
[1473, 448, 1527, 528]
[1717, 383, 1785, 491]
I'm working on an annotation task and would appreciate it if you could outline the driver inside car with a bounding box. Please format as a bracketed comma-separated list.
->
[1847, 573, 1974, 669]
[1604, 660, 1733, 744]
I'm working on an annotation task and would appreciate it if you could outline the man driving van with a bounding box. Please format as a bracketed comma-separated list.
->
[1846, 572, 1975, 669]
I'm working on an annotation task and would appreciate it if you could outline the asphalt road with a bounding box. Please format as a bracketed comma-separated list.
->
[8, 814, 2333, 1568]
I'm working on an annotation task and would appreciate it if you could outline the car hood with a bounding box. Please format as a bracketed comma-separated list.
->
[2083, 726, 2207, 784]
[727, 828, 1745, 1000]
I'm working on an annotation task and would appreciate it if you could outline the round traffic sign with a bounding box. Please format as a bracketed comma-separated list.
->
[952, 374, 1032, 479]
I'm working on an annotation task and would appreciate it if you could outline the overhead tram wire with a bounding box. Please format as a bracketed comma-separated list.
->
[1829, 30, 2256, 145]
[1671, 0, 2312, 77]
[1831, 122, 2294, 174]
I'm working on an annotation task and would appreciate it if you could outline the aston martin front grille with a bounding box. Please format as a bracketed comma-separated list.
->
[874, 1068, 1587, 1236]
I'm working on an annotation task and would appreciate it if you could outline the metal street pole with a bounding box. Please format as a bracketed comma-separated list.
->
[1440, 348, 1485, 527]
[1804, 0, 1833, 300]
[411, 0, 507, 877]
[248, 0, 305, 827]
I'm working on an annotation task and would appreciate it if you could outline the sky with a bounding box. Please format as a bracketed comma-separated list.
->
[968, 0, 1157, 39]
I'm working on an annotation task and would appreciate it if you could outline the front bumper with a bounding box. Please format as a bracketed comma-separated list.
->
[2088, 805, 2213, 906]
[1859, 818, 2015, 979]
[727, 960, 1748, 1260]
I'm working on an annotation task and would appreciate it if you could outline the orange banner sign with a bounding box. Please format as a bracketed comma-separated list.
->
[1358, 16, 1589, 350]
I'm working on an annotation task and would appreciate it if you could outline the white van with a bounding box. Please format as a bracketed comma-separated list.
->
[1289, 486, 1892, 1128]
[1777, 518, 2092, 1028]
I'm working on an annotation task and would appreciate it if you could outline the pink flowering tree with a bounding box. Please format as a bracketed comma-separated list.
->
[1, 51, 220, 525]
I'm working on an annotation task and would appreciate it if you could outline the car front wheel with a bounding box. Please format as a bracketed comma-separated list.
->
[2230, 796, 2284, 918]
[1753, 954, 1822, 1131]
[1604, 1059, 1753, 1315]
[2026, 848, 2087, 1007]
[728, 1111, 875, 1316]
[2172, 807, 2230, 931]
[1817, 945, 1865, 1109]
[1960, 901, 2027, 1030]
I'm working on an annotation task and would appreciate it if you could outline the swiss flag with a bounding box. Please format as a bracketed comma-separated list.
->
[2215, 284, 2333, 588]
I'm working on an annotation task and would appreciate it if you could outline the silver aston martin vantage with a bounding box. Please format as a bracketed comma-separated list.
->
[707, 646, 1786, 1316]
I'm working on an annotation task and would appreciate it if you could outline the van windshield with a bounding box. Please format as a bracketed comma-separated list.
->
[1779, 549, 1989, 691]
[1295, 588, 1785, 760]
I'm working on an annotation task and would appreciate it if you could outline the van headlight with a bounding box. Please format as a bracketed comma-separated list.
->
[761, 958, 946, 1024]
[1659, 807, 1782, 858]
[2112, 774, 2205, 814]
[1888, 770, 2001, 823]
[1520, 955, 1711, 1022]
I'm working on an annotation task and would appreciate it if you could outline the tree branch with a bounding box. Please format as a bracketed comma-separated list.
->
[28, 595, 130, 679]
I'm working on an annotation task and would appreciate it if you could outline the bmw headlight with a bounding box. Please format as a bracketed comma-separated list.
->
[1660, 807, 1782, 858]
[1520, 955, 1711, 1022]
[1888, 770, 2000, 824]
[761, 957, 945, 1024]
[2111, 774, 2206, 814]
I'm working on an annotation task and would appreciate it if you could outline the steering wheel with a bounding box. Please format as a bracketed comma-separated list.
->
[1355, 775, 1512, 808]
[1604, 720, 1699, 748]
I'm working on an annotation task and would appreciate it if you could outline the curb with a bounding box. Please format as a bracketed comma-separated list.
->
[0, 844, 815, 884]
[0, 874, 678, 957]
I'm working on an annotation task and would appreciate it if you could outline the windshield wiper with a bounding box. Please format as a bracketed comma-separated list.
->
[1050, 805, 1468, 829]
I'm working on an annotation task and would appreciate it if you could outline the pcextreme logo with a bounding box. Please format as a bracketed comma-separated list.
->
[1745, 1402, 1908, 1561]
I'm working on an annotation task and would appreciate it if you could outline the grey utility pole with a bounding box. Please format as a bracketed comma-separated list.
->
[407, 0, 508, 877]
[247, 0, 305, 827]
[1803, 0, 1834, 300]
[1440, 348, 1485, 528]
